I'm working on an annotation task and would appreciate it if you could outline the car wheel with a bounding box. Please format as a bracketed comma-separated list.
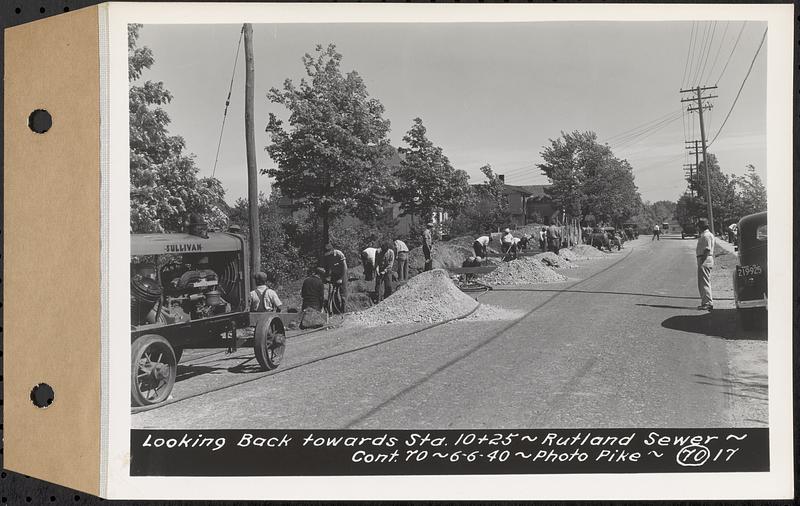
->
[131, 334, 176, 406]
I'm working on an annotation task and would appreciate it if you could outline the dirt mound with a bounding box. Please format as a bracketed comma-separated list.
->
[346, 269, 478, 327]
[571, 244, 608, 258]
[558, 248, 580, 262]
[480, 258, 567, 285]
[533, 251, 576, 269]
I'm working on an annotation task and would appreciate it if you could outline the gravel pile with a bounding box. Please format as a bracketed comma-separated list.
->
[346, 269, 478, 327]
[480, 258, 567, 285]
[533, 251, 576, 269]
[558, 248, 580, 262]
[571, 244, 609, 258]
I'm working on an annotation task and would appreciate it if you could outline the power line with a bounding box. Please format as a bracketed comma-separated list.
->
[705, 21, 730, 84]
[708, 27, 767, 148]
[690, 22, 711, 85]
[603, 109, 682, 144]
[211, 26, 245, 178]
[609, 113, 683, 150]
[715, 21, 747, 85]
[697, 21, 718, 84]
[682, 21, 697, 87]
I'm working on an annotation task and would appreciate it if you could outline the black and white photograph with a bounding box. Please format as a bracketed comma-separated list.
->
[117, 4, 792, 494]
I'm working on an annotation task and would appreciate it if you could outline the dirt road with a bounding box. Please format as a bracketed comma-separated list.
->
[133, 233, 767, 429]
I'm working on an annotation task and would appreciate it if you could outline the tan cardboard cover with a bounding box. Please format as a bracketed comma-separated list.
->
[4, 5, 102, 495]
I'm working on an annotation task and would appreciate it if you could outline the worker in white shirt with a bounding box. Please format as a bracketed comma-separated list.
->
[473, 234, 492, 259]
[360, 246, 379, 285]
[249, 272, 283, 312]
[394, 239, 409, 281]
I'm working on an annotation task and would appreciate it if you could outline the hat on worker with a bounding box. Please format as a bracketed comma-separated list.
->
[503, 228, 511, 234]
[426, 222, 434, 227]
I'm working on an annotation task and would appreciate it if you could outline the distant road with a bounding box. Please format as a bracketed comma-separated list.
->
[133, 233, 767, 429]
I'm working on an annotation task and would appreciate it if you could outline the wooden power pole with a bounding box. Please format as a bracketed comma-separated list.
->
[681, 85, 717, 234]
[243, 23, 261, 276]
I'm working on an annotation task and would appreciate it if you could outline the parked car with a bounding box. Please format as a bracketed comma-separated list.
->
[680, 221, 698, 239]
[733, 211, 767, 330]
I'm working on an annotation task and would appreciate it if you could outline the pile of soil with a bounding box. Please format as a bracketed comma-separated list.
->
[571, 244, 609, 258]
[559, 248, 583, 262]
[346, 269, 479, 327]
[480, 258, 567, 285]
[533, 251, 576, 269]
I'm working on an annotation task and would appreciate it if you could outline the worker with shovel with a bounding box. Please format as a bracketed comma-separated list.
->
[473, 234, 492, 259]
[501, 228, 518, 261]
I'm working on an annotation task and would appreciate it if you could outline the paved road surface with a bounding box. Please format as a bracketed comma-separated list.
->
[133, 233, 767, 429]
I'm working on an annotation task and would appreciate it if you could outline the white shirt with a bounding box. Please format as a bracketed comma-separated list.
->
[249, 286, 282, 311]
[696, 229, 715, 267]
[362, 247, 379, 263]
[654, 225, 660, 232]
[501, 232, 514, 244]
[394, 240, 408, 253]
[475, 236, 490, 247]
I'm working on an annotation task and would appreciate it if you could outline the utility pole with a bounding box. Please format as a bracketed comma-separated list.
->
[681, 85, 718, 234]
[684, 140, 701, 197]
[244, 23, 261, 277]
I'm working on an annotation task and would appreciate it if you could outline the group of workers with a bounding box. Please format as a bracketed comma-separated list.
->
[361, 237, 411, 302]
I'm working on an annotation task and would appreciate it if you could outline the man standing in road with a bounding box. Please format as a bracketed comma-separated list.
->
[422, 222, 434, 271]
[652, 223, 661, 241]
[696, 219, 714, 311]
[375, 241, 395, 302]
[394, 238, 409, 282]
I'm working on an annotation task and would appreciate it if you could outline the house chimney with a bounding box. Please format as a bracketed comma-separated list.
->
[498, 174, 505, 183]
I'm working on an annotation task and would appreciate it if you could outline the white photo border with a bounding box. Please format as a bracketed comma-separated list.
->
[105, 2, 794, 500]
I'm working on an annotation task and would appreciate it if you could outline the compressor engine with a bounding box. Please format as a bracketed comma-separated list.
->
[131, 256, 231, 326]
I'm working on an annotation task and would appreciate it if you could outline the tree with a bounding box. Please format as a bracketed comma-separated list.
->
[476, 164, 510, 230]
[265, 44, 395, 247]
[675, 194, 705, 227]
[692, 153, 739, 228]
[735, 164, 767, 216]
[393, 118, 471, 221]
[538, 130, 641, 225]
[537, 131, 596, 219]
[128, 24, 226, 233]
[583, 157, 642, 226]
[228, 192, 312, 283]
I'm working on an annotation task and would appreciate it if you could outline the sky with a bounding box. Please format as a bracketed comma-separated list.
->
[134, 20, 767, 205]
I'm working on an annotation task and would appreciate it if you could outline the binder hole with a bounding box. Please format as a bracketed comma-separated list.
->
[73, 495, 81, 502]
[28, 109, 52, 133]
[30, 383, 54, 408]
[50, 497, 56, 502]
[14, 7, 20, 14]
[39, 7, 45, 13]
[64, 6, 69, 12]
